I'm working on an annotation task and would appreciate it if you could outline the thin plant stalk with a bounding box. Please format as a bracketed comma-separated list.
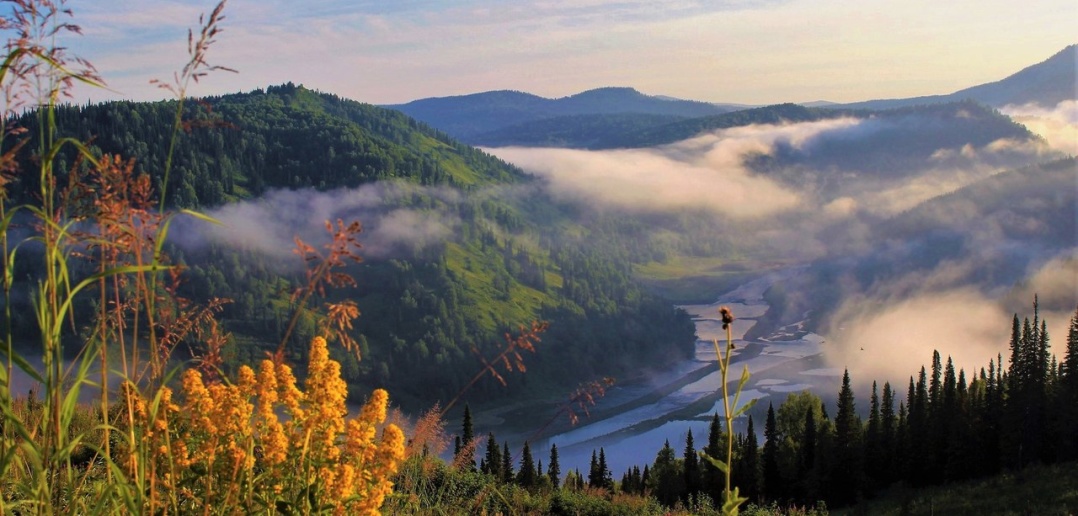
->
[703, 305, 754, 516]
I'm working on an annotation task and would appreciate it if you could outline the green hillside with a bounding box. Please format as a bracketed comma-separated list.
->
[3, 85, 698, 408]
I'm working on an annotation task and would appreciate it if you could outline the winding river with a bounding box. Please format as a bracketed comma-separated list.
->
[498, 267, 844, 478]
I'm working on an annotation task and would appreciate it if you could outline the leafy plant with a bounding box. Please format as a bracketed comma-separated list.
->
[701, 305, 757, 515]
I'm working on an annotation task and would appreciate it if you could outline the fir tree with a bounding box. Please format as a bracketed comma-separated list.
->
[598, 448, 613, 489]
[483, 433, 501, 478]
[649, 440, 683, 506]
[517, 441, 536, 487]
[1061, 307, 1078, 461]
[456, 404, 476, 471]
[833, 368, 862, 506]
[703, 412, 724, 503]
[741, 415, 760, 503]
[880, 381, 896, 484]
[502, 442, 514, 483]
[588, 449, 601, 488]
[548, 443, 561, 488]
[865, 381, 882, 491]
[762, 402, 782, 503]
[683, 429, 701, 500]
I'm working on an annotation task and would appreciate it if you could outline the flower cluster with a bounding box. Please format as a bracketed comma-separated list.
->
[125, 336, 405, 514]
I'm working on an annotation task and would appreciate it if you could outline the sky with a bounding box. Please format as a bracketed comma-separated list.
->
[60, 0, 1076, 106]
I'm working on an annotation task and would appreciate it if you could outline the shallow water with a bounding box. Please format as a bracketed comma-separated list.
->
[524, 266, 842, 477]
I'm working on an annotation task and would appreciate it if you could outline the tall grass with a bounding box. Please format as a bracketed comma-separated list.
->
[0, 1, 407, 513]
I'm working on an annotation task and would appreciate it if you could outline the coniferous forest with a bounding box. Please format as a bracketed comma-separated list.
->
[435, 303, 1078, 513]
[3, 85, 699, 407]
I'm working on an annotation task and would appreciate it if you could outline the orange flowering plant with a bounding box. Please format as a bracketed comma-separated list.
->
[120, 336, 406, 514]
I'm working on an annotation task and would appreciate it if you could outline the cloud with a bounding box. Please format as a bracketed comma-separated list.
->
[824, 287, 1010, 389]
[488, 119, 877, 219]
[175, 182, 459, 263]
[1002, 100, 1078, 155]
[822, 250, 1077, 390]
[1004, 252, 1078, 322]
[490, 145, 802, 218]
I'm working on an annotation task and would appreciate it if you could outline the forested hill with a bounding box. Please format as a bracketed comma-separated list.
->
[9, 83, 527, 208]
[3, 84, 698, 409]
[386, 86, 736, 142]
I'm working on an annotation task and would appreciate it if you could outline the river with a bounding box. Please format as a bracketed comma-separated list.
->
[481, 266, 844, 479]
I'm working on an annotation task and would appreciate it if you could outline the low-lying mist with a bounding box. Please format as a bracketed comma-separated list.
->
[1002, 99, 1078, 155]
[171, 182, 463, 264]
[487, 114, 1073, 387]
[160, 110, 1071, 390]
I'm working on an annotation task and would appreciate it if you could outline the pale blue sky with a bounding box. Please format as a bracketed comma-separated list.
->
[62, 0, 1076, 105]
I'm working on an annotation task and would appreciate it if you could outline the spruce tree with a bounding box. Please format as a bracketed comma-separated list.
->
[502, 442, 514, 483]
[880, 381, 896, 484]
[703, 412, 724, 503]
[865, 381, 881, 491]
[588, 450, 600, 488]
[456, 405, 476, 471]
[649, 440, 683, 506]
[1061, 307, 1078, 461]
[548, 443, 561, 488]
[517, 441, 536, 487]
[598, 448, 613, 489]
[483, 433, 501, 478]
[762, 402, 782, 503]
[741, 415, 760, 503]
[683, 429, 701, 500]
[833, 368, 862, 506]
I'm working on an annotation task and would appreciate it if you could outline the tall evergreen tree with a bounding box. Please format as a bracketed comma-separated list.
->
[517, 441, 537, 487]
[502, 442, 514, 483]
[456, 405, 476, 471]
[880, 381, 896, 485]
[741, 415, 760, 503]
[1061, 307, 1078, 461]
[483, 433, 502, 478]
[588, 450, 601, 488]
[864, 381, 882, 491]
[683, 429, 701, 500]
[793, 404, 816, 502]
[548, 443, 561, 488]
[649, 440, 683, 506]
[833, 369, 862, 506]
[703, 412, 724, 503]
[762, 402, 782, 503]
[598, 448, 613, 489]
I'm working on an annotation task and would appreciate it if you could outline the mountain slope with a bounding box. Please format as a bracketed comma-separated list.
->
[4, 85, 698, 408]
[839, 44, 1077, 110]
[469, 112, 688, 149]
[385, 86, 736, 142]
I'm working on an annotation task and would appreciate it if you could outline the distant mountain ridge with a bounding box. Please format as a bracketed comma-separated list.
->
[836, 44, 1077, 110]
[384, 86, 739, 142]
[389, 45, 1075, 148]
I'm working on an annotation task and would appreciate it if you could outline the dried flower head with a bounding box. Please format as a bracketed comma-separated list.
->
[719, 305, 735, 330]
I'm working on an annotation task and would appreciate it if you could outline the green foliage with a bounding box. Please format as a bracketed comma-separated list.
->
[469, 112, 688, 148]
[4, 84, 700, 409]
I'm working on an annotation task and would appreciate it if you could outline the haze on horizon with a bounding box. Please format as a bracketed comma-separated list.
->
[67, 0, 1075, 106]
